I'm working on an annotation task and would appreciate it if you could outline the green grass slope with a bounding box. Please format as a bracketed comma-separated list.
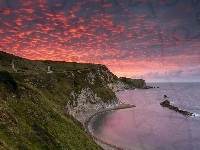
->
[0, 51, 99, 74]
[0, 51, 146, 150]
[0, 51, 103, 150]
[0, 71, 102, 150]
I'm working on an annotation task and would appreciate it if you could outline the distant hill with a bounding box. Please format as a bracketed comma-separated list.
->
[119, 77, 146, 89]
[0, 51, 146, 149]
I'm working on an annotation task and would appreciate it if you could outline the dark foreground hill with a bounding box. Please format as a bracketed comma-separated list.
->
[0, 51, 145, 150]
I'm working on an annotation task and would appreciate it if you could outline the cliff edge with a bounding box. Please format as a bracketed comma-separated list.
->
[0, 51, 145, 149]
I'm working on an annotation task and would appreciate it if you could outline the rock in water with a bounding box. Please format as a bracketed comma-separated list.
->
[160, 100, 170, 107]
[160, 100, 193, 116]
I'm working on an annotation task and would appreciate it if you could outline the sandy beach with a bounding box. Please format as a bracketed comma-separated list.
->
[75, 103, 135, 150]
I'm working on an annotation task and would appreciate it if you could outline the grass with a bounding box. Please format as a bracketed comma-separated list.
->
[119, 77, 146, 88]
[0, 76, 102, 150]
[0, 51, 146, 149]
[93, 87, 116, 103]
[0, 51, 105, 149]
[0, 51, 100, 74]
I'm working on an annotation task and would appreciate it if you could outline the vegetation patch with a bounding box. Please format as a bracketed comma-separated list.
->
[94, 87, 116, 103]
[119, 77, 146, 88]
[0, 71, 18, 93]
[0, 51, 146, 149]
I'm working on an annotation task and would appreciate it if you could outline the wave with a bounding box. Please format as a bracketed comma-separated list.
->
[191, 113, 200, 117]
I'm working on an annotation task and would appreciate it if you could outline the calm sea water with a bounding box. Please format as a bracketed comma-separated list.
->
[89, 82, 200, 150]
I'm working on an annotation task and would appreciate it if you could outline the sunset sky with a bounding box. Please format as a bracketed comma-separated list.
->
[0, 0, 200, 82]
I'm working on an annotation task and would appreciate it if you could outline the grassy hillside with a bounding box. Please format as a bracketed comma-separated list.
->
[0, 51, 146, 149]
[0, 51, 100, 73]
[0, 51, 103, 150]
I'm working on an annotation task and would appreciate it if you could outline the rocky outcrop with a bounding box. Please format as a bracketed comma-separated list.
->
[163, 95, 167, 98]
[65, 65, 148, 116]
[160, 100, 193, 116]
[107, 81, 128, 92]
[65, 65, 124, 116]
[66, 87, 119, 116]
[143, 86, 159, 89]
[143, 86, 153, 89]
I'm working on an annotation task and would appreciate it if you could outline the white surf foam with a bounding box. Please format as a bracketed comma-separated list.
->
[192, 113, 200, 117]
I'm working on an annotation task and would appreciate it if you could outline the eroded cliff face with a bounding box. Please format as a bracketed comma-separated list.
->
[0, 51, 146, 117]
[65, 65, 127, 116]
[66, 87, 116, 116]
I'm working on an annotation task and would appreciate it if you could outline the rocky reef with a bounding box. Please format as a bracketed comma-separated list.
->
[160, 100, 193, 116]
[143, 86, 160, 89]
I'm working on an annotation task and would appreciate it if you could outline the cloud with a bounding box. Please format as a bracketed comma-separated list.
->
[145, 69, 183, 79]
[145, 72, 167, 78]
[186, 65, 200, 76]
[144, 66, 200, 80]
[0, 0, 199, 82]
[167, 69, 183, 77]
[187, 65, 200, 72]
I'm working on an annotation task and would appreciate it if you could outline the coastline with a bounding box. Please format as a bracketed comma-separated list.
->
[75, 103, 135, 150]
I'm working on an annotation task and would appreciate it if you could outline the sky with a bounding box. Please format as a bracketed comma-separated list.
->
[0, 0, 200, 82]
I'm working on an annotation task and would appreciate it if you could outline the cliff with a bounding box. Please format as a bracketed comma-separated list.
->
[119, 77, 146, 88]
[0, 51, 145, 149]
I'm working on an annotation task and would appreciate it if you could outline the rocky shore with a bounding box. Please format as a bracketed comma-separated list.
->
[74, 103, 135, 150]
[160, 100, 193, 116]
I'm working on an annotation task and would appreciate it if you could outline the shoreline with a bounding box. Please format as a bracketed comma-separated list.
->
[75, 103, 135, 150]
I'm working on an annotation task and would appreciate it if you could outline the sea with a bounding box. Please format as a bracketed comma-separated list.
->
[89, 82, 200, 150]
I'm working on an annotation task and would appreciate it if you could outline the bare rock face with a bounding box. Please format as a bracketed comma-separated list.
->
[65, 65, 147, 116]
[65, 65, 121, 116]
[107, 81, 128, 92]
[66, 87, 119, 116]
[86, 72, 95, 85]
[160, 100, 193, 116]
